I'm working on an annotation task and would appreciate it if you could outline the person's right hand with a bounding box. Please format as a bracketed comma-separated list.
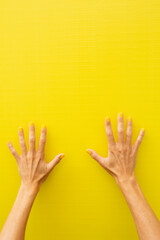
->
[7, 122, 64, 192]
[86, 113, 145, 186]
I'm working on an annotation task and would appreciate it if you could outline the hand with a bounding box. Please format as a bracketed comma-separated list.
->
[86, 113, 145, 186]
[7, 122, 64, 192]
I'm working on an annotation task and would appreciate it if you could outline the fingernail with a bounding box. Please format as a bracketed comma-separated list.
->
[18, 127, 23, 132]
[86, 149, 91, 155]
[60, 154, 65, 159]
[142, 128, 145, 132]
[7, 141, 10, 145]
[29, 121, 34, 127]
[105, 116, 110, 122]
[128, 117, 132, 121]
[41, 124, 46, 129]
[119, 112, 123, 118]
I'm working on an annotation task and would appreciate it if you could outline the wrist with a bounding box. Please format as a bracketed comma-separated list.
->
[115, 173, 138, 193]
[115, 174, 146, 214]
[20, 182, 40, 198]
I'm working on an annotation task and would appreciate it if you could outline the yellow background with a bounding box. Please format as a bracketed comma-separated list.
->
[0, 0, 160, 239]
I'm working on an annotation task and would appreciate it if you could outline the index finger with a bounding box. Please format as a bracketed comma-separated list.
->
[38, 125, 47, 154]
[134, 128, 145, 153]
[18, 127, 27, 156]
[105, 117, 116, 148]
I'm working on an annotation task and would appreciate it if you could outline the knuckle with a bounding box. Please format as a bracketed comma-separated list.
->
[41, 140, 46, 145]
[36, 150, 41, 158]
[107, 130, 113, 137]
[109, 145, 115, 152]
[57, 158, 61, 164]
[117, 143, 124, 153]
[126, 145, 130, 151]
[21, 142, 26, 148]
[92, 153, 97, 160]
[126, 145, 131, 153]
[12, 149, 16, 155]
[118, 128, 124, 134]
[137, 137, 141, 144]
[140, 132, 144, 137]
[118, 130, 123, 134]
[123, 144, 127, 151]
[131, 146, 137, 156]
[40, 137, 46, 144]
[30, 137, 35, 143]
[126, 131, 132, 137]
[28, 151, 34, 159]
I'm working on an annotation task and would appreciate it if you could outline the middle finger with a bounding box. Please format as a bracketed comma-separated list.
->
[117, 112, 124, 144]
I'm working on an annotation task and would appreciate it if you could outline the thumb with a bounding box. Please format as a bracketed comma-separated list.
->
[47, 153, 64, 174]
[86, 149, 105, 166]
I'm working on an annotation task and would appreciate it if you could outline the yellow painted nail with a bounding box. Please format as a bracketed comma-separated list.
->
[7, 141, 10, 145]
[60, 154, 65, 159]
[119, 112, 123, 117]
[128, 117, 132, 121]
[86, 149, 91, 155]
[29, 121, 34, 127]
[41, 124, 46, 129]
[106, 116, 110, 122]
[18, 127, 23, 132]
[142, 128, 145, 132]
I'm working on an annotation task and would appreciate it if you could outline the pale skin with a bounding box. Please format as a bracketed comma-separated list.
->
[0, 122, 64, 240]
[86, 113, 160, 240]
[0, 115, 160, 240]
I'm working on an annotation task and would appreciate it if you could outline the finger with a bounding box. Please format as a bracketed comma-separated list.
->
[126, 117, 132, 146]
[86, 149, 105, 166]
[29, 122, 35, 153]
[105, 117, 116, 148]
[117, 112, 124, 144]
[47, 153, 64, 174]
[38, 125, 47, 154]
[18, 127, 27, 156]
[7, 141, 20, 163]
[134, 128, 145, 152]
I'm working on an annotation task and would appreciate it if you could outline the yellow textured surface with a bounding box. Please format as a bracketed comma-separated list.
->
[0, 0, 160, 239]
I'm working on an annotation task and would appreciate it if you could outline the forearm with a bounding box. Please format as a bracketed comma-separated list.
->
[117, 176, 160, 240]
[0, 184, 39, 240]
